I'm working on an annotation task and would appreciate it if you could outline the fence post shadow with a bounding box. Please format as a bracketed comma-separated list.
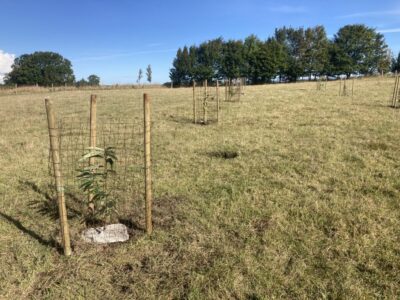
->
[0, 211, 63, 253]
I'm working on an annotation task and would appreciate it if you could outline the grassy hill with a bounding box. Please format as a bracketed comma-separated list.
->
[0, 78, 399, 299]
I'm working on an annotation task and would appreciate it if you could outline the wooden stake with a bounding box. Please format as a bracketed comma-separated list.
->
[339, 79, 342, 96]
[351, 78, 354, 97]
[203, 80, 208, 124]
[45, 99, 72, 256]
[193, 81, 197, 124]
[143, 93, 153, 235]
[88, 95, 97, 212]
[225, 80, 228, 101]
[216, 80, 220, 123]
[394, 76, 400, 107]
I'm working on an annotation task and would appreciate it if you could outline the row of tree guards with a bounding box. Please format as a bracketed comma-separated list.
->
[192, 79, 244, 124]
[45, 94, 153, 256]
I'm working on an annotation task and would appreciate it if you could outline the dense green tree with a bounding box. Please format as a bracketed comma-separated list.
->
[304, 26, 330, 78]
[76, 78, 88, 87]
[333, 24, 388, 77]
[4, 51, 75, 86]
[244, 38, 283, 83]
[87, 74, 100, 86]
[170, 48, 184, 86]
[220, 40, 244, 80]
[275, 27, 307, 81]
[242, 35, 263, 80]
[392, 52, 400, 73]
[194, 38, 223, 81]
[169, 47, 193, 86]
[377, 49, 392, 74]
[169, 24, 395, 85]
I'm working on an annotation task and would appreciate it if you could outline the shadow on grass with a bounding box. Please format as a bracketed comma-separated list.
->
[19, 180, 82, 220]
[167, 115, 219, 126]
[167, 115, 195, 125]
[206, 150, 239, 159]
[0, 211, 63, 253]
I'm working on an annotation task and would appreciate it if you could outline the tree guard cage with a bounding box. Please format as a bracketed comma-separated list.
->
[46, 94, 153, 255]
[192, 80, 220, 124]
[225, 78, 244, 102]
[338, 78, 354, 97]
[50, 117, 145, 201]
[316, 77, 327, 91]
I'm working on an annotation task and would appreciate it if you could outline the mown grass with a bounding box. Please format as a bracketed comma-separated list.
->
[0, 78, 399, 299]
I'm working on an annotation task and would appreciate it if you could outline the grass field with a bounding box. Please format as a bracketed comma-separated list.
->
[0, 78, 399, 299]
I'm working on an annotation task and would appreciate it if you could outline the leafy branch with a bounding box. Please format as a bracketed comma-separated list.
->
[77, 146, 118, 223]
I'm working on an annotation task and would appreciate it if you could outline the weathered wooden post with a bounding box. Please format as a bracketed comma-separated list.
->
[203, 80, 208, 124]
[393, 75, 400, 107]
[143, 93, 153, 235]
[193, 81, 197, 124]
[88, 95, 97, 213]
[225, 80, 228, 101]
[216, 80, 220, 123]
[45, 99, 72, 256]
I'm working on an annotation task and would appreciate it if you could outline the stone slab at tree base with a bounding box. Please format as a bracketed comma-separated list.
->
[82, 223, 129, 244]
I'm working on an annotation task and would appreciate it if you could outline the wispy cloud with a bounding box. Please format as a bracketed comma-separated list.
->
[378, 28, 400, 33]
[146, 43, 163, 47]
[268, 5, 307, 13]
[339, 10, 400, 18]
[72, 48, 176, 62]
[0, 50, 15, 83]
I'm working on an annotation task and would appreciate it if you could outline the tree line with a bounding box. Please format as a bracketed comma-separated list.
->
[3, 51, 102, 87]
[3, 51, 155, 87]
[170, 24, 399, 86]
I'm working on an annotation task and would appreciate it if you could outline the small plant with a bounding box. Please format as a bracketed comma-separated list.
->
[77, 146, 118, 223]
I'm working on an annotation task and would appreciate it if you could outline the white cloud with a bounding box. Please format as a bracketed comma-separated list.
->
[339, 10, 400, 18]
[72, 48, 176, 62]
[269, 5, 307, 13]
[0, 50, 15, 83]
[378, 28, 400, 33]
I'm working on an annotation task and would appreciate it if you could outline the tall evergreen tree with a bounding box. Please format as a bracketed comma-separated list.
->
[220, 40, 244, 80]
[392, 52, 400, 73]
[242, 35, 263, 81]
[170, 48, 184, 86]
[194, 38, 223, 81]
[146, 64, 152, 83]
[137, 68, 143, 85]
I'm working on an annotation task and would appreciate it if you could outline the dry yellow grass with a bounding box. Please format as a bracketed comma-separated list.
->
[0, 77, 399, 299]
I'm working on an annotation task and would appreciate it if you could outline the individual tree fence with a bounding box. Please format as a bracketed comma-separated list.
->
[225, 78, 244, 102]
[192, 80, 220, 124]
[338, 78, 355, 97]
[46, 94, 153, 256]
[391, 74, 400, 108]
[316, 77, 327, 91]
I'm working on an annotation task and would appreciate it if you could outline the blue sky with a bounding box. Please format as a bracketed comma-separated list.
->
[1, 0, 400, 84]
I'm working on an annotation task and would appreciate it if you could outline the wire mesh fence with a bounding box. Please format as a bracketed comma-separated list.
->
[47, 101, 147, 212]
[193, 80, 220, 124]
[225, 78, 244, 102]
